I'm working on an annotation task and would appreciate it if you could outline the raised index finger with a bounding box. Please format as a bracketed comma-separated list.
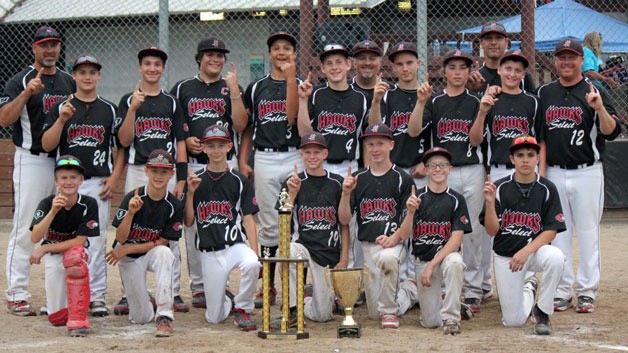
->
[36, 69, 43, 79]
[135, 81, 142, 93]
[588, 81, 595, 93]
[306, 71, 312, 83]
[347, 165, 352, 177]
[411, 185, 416, 197]
[424, 73, 430, 84]
[293, 163, 298, 177]
[134, 188, 140, 198]
[230, 61, 236, 72]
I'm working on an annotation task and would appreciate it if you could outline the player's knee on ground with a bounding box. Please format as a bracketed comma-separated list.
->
[502, 311, 528, 327]
[48, 308, 69, 326]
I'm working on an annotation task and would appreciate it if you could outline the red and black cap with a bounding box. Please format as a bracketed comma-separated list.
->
[146, 149, 175, 169]
[361, 123, 393, 140]
[33, 26, 61, 45]
[319, 43, 349, 61]
[443, 49, 474, 67]
[351, 40, 382, 57]
[422, 147, 452, 164]
[480, 22, 507, 39]
[388, 42, 418, 62]
[554, 38, 583, 56]
[509, 135, 540, 154]
[55, 155, 85, 174]
[197, 36, 230, 54]
[300, 131, 327, 148]
[267, 31, 297, 49]
[499, 49, 529, 68]
[202, 124, 232, 143]
[138, 46, 168, 63]
[72, 55, 102, 71]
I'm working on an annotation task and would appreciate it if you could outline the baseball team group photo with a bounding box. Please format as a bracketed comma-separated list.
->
[0, 0, 627, 352]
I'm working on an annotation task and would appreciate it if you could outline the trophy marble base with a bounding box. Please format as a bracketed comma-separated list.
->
[338, 324, 361, 338]
[258, 331, 310, 340]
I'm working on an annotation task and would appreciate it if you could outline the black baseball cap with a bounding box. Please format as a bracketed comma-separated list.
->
[361, 123, 393, 140]
[55, 155, 85, 174]
[509, 135, 540, 154]
[480, 22, 507, 39]
[388, 42, 418, 62]
[72, 55, 102, 71]
[33, 26, 61, 45]
[267, 32, 297, 49]
[422, 147, 452, 164]
[500, 49, 529, 69]
[443, 49, 473, 67]
[320, 44, 349, 61]
[146, 149, 175, 169]
[300, 131, 327, 148]
[197, 36, 230, 54]
[202, 124, 232, 143]
[554, 38, 583, 56]
[138, 46, 168, 63]
[351, 40, 382, 57]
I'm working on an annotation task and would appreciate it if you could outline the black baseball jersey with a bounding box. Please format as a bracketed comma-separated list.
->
[170, 76, 242, 163]
[30, 194, 100, 249]
[479, 174, 566, 257]
[281, 170, 343, 267]
[112, 186, 184, 258]
[424, 90, 482, 166]
[308, 83, 367, 162]
[483, 92, 539, 166]
[475, 64, 536, 96]
[350, 77, 374, 110]
[379, 85, 432, 168]
[350, 165, 414, 242]
[410, 186, 472, 261]
[190, 168, 258, 251]
[44, 96, 119, 177]
[2, 66, 75, 154]
[537, 78, 621, 166]
[244, 74, 301, 149]
[117, 90, 187, 165]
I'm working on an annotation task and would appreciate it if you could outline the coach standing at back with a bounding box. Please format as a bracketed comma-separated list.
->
[0, 26, 75, 316]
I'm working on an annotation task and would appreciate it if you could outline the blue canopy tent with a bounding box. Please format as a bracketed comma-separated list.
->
[458, 0, 628, 53]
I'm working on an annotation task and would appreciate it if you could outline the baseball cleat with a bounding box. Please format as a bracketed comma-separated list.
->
[7, 301, 36, 316]
[254, 287, 276, 309]
[553, 297, 573, 312]
[155, 316, 174, 337]
[380, 313, 399, 329]
[234, 309, 257, 332]
[269, 311, 299, 331]
[173, 295, 189, 313]
[463, 298, 481, 313]
[576, 296, 594, 313]
[443, 320, 461, 335]
[192, 292, 206, 308]
[482, 288, 494, 300]
[89, 301, 109, 317]
[460, 302, 474, 321]
[40, 306, 48, 316]
[532, 305, 552, 335]
[113, 297, 129, 315]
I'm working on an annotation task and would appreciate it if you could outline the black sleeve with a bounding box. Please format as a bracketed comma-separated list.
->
[241, 176, 260, 216]
[4, 76, 24, 100]
[244, 83, 254, 125]
[77, 197, 100, 237]
[523, 73, 537, 94]
[112, 190, 133, 228]
[598, 87, 622, 141]
[541, 182, 567, 233]
[172, 97, 187, 141]
[453, 195, 473, 234]
[30, 197, 52, 230]
[160, 198, 184, 241]
[116, 94, 131, 135]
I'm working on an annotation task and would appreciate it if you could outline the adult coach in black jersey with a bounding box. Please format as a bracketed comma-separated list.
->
[0, 26, 76, 316]
[350, 40, 383, 104]
[116, 46, 188, 313]
[467, 22, 536, 95]
[240, 32, 301, 308]
[170, 36, 248, 309]
[297, 44, 368, 176]
[537, 39, 621, 314]
[42, 55, 124, 317]
[469, 50, 540, 182]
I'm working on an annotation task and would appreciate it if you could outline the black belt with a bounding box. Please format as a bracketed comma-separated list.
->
[549, 162, 594, 170]
[255, 146, 297, 152]
[327, 159, 353, 165]
[491, 163, 514, 169]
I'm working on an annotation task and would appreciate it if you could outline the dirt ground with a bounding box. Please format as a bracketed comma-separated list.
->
[0, 211, 627, 353]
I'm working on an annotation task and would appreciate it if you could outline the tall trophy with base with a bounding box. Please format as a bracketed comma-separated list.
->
[328, 268, 366, 338]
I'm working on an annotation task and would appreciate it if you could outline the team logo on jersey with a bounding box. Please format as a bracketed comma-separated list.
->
[67, 123, 106, 148]
[437, 118, 470, 142]
[34, 209, 45, 220]
[460, 215, 469, 224]
[172, 222, 183, 231]
[500, 209, 541, 237]
[317, 111, 357, 136]
[183, 123, 189, 132]
[258, 99, 287, 124]
[128, 225, 161, 241]
[389, 111, 411, 135]
[545, 105, 583, 130]
[46, 229, 74, 242]
[43, 94, 66, 114]
[86, 220, 98, 229]
[492, 115, 530, 140]
[116, 209, 128, 221]
[360, 198, 396, 224]
[196, 201, 233, 227]
[412, 221, 451, 246]
[187, 98, 226, 121]
[252, 197, 258, 206]
[135, 116, 172, 141]
[555, 213, 565, 223]
[297, 205, 337, 231]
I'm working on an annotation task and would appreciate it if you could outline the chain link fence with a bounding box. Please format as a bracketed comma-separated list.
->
[1, 0, 626, 139]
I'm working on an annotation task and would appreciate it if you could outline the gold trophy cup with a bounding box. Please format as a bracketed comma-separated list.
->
[329, 268, 366, 338]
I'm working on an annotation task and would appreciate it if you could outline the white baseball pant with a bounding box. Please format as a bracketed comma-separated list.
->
[5, 148, 55, 302]
[44, 253, 69, 314]
[494, 245, 565, 326]
[415, 252, 465, 327]
[119, 245, 175, 323]
[361, 241, 404, 319]
[199, 244, 259, 324]
[547, 163, 604, 300]
[448, 164, 487, 300]
[398, 166, 428, 284]
[125, 164, 183, 297]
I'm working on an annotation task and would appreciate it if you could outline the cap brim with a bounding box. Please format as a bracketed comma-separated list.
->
[360, 132, 393, 140]
[509, 143, 541, 153]
[444, 55, 473, 66]
[480, 30, 507, 38]
[73, 62, 102, 71]
[300, 141, 327, 148]
[554, 48, 583, 56]
[199, 47, 230, 54]
[33, 38, 61, 45]
[138, 49, 168, 62]
[201, 136, 232, 143]
[320, 49, 349, 61]
[500, 55, 529, 68]
[352, 48, 382, 57]
[267, 34, 297, 48]
[54, 165, 85, 174]
[388, 50, 418, 62]
[422, 151, 452, 164]
[145, 163, 175, 169]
